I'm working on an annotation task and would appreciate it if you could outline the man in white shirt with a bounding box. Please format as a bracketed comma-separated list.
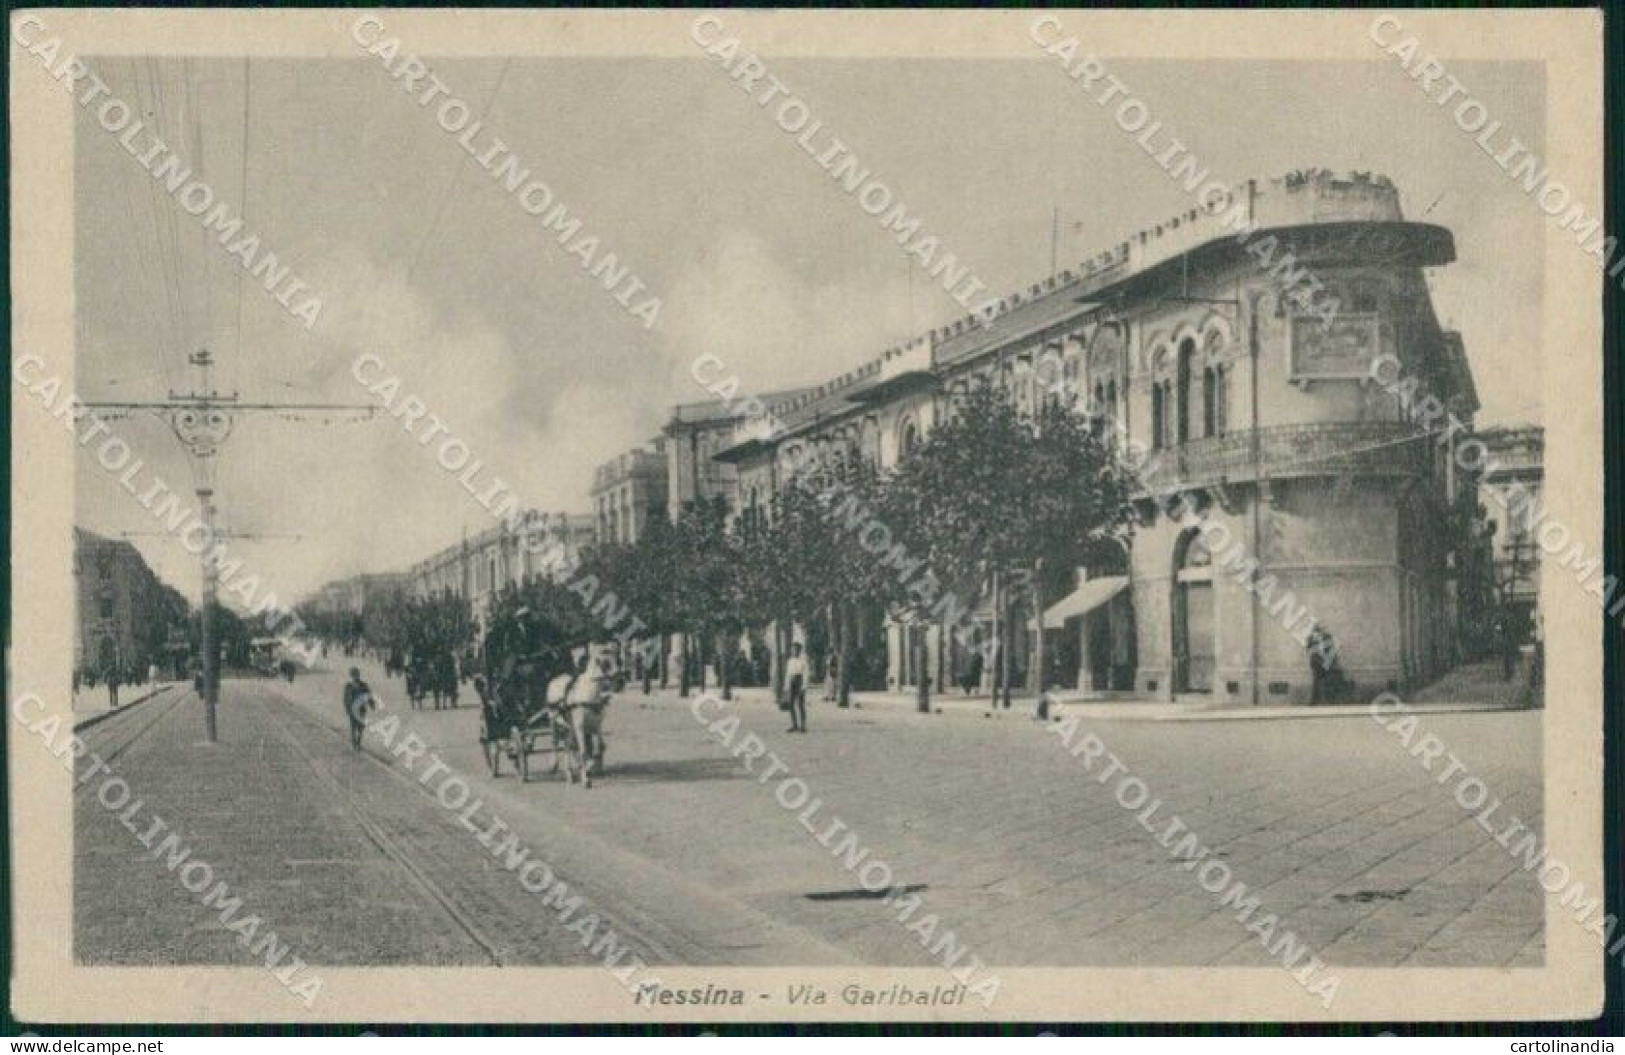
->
[784, 642, 809, 733]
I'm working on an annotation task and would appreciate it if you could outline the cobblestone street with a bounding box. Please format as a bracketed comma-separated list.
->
[75, 659, 1543, 972]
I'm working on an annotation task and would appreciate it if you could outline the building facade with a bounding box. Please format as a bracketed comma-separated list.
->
[591, 438, 669, 545]
[713, 170, 1482, 704]
[1478, 425, 1544, 641]
[663, 389, 808, 519]
[74, 528, 191, 680]
[404, 510, 596, 625]
[308, 572, 407, 619]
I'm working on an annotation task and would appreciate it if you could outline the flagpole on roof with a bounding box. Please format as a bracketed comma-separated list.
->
[1051, 206, 1060, 277]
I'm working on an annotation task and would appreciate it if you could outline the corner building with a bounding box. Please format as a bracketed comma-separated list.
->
[716, 171, 1480, 705]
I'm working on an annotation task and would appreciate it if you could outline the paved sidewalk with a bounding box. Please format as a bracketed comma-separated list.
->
[72, 680, 178, 721]
[655, 682, 1532, 723]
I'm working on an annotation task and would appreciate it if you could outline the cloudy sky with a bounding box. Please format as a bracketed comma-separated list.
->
[75, 54, 1546, 606]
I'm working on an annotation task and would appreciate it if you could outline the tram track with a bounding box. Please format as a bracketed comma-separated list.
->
[253, 698, 513, 966]
[257, 683, 742, 969]
[74, 686, 188, 777]
[255, 676, 856, 969]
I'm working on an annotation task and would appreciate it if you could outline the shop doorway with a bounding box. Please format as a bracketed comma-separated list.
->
[1173, 528, 1215, 694]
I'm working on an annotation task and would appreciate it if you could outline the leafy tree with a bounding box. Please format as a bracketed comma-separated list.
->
[883, 382, 1137, 709]
[585, 533, 673, 694]
[480, 575, 591, 680]
[799, 458, 891, 707]
[664, 498, 738, 697]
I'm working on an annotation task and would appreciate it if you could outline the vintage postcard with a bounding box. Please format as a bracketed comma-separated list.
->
[9, 7, 1607, 1025]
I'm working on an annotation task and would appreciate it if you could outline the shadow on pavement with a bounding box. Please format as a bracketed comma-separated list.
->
[594, 757, 752, 784]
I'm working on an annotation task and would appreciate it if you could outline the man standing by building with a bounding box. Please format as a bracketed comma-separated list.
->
[105, 664, 121, 710]
[1307, 622, 1344, 705]
[1528, 609, 1544, 703]
[1495, 610, 1521, 682]
[785, 642, 809, 733]
[342, 667, 375, 752]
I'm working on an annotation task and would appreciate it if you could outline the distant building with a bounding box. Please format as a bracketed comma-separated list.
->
[307, 572, 407, 619]
[74, 528, 190, 679]
[662, 389, 809, 519]
[404, 510, 595, 625]
[590, 437, 669, 545]
[1478, 425, 1544, 639]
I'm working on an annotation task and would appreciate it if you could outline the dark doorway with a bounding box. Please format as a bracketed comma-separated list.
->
[1173, 528, 1215, 694]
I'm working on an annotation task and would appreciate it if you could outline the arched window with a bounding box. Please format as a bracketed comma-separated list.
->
[1151, 385, 1165, 450]
[861, 419, 881, 467]
[1176, 338, 1196, 444]
[1202, 365, 1216, 438]
[1202, 328, 1228, 438]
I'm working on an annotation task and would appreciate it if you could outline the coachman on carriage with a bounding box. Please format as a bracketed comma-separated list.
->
[476, 649, 564, 781]
[475, 593, 618, 788]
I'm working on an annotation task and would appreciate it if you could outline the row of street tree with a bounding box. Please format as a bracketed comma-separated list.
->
[333, 384, 1138, 711]
[581, 383, 1139, 710]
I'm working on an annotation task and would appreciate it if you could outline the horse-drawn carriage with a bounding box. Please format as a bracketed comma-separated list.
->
[477, 654, 564, 781]
[476, 647, 612, 786]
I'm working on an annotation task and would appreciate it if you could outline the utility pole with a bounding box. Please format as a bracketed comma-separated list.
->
[86, 349, 374, 743]
[121, 525, 305, 738]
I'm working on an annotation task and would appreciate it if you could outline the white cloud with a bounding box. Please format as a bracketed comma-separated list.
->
[659, 228, 920, 400]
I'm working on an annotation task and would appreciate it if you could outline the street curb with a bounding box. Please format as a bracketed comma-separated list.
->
[591, 686, 1537, 726]
[628, 687, 1045, 722]
[72, 683, 177, 732]
[1055, 699, 1536, 723]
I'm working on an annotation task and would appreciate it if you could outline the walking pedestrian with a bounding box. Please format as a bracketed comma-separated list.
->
[785, 642, 809, 733]
[106, 666, 121, 709]
[962, 651, 983, 696]
[342, 667, 375, 751]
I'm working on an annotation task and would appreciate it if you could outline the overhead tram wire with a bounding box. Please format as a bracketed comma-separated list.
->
[106, 94, 175, 387]
[90, 58, 174, 388]
[146, 57, 194, 357]
[85, 58, 381, 745]
[131, 59, 188, 375]
[124, 59, 177, 370]
[233, 57, 250, 374]
[184, 57, 215, 362]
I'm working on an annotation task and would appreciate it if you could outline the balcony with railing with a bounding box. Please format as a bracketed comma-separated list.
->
[1137, 421, 1430, 493]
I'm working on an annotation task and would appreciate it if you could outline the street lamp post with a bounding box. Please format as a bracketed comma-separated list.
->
[87, 349, 376, 743]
